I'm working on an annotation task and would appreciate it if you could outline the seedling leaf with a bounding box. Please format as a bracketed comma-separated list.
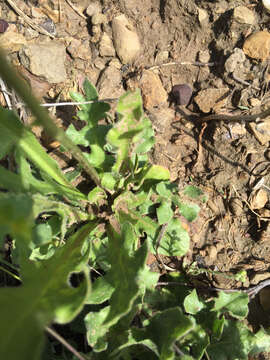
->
[207, 320, 270, 360]
[184, 289, 205, 315]
[213, 291, 249, 320]
[106, 90, 154, 174]
[145, 307, 194, 360]
[103, 222, 148, 327]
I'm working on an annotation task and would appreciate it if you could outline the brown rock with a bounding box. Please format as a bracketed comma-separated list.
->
[67, 39, 91, 61]
[206, 245, 218, 262]
[155, 50, 169, 64]
[243, 31, 270, 61]
[86, 2, 102, 16]
[0, 25, 26, 53]
[194, 88, 229, 113]
[250, 188, 268, 210]
[92, 13, 107, 25]
[249, 120, 270, 145]
[99, 33, 115, 57]
[228, 123, 246, 138]
[97, 63, 124, 99]
[229, 197, 243, 216]
[197, 7, 209, 27]
[139, 70, 167, 110]
[233, 6, 255, 25]
[150, 107, 175, 133]
[112, 14, 141, 64]
[18, 66, 52, 99]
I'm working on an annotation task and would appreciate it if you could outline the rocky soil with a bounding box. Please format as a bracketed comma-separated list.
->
[2, 0, 270, 349]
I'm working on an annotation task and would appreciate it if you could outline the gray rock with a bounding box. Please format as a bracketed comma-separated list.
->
[171, 84, 192, 106]
[19, 42, 67, 83]
[112, 14, 141, 64]
[224, 48, 246, 73]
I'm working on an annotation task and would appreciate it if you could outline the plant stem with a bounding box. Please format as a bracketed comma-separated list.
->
[0, 264, 21, 281]
[0, 258, 19, 271]
[46, 326, 88, 360]
[0, 49, 102, 188]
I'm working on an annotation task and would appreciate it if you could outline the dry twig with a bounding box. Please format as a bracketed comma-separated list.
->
[147, 61, 215, 71]
[5, 0, 55, 38]
[65, 0, 87, 19]
[46, 327, 87, 360]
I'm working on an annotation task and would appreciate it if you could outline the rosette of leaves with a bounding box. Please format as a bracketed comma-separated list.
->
[0, 56, 269, 360]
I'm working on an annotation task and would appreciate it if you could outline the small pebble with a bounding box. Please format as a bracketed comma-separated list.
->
[40, 19, 56, 35]
[263, 0, 270, 13]
[171, 84, 192, 106]
[229, 197, 243, 216]
[0, 19, 9, 33]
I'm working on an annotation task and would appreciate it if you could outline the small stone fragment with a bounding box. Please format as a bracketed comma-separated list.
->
[99, 33, 115, 57]
[155, 50, 169, 64]
[91, 13, 107, 25]
[109, 58, 122, 69]
[262, 0, 270, 13]
[0, 19, 9, 33]
[31, 7, 46, 19]
[229, 197, 243, 216]
[67, 39, 91, 60]
[197, 7, 208, 27]
[139, 70, 167, 110]
[215, 1, 228, 14]
[194, 88, 229, 113]
[94, 58, 106, 70]
[233, 6, 255, 25]
[0, 25, 26, 53]
[112, 14, 141, 64]
[249, 120, 270, 145]
[40, 18, 56, 36]
[24, 27, 39, 40]
[243, 31, 270, 61]
[249, 98, 261, 107]
[250, 188, 268, 210]
[171, 84, 192, 106]
[86, 2, 102, 17]
[97, 63, 124, 99]
[228, 123, 246, 138]
[149, 107, 175, 133]
[224, 48, 246, 73]
[197, 50, 210, 63]
[19, 42, 67, 83]
[251, 272, 270, 285]
[19, 65, 52, 99]
[91, 24, 101, 43]
[206, 245, 218, 262]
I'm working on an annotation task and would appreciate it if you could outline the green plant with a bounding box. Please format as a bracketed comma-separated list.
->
[0, 49, 270, 360]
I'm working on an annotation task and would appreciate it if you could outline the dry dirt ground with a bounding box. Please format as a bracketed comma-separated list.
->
[3, 0, 270, 349]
